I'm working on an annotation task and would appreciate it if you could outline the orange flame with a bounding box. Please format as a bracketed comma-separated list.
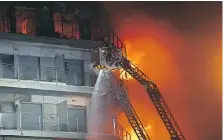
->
[21, 19, 28, 34]
[115, 15, 181, 140]
[119, 40, 145, 81]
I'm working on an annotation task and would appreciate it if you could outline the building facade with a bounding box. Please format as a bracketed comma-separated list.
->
[0, 32, 129, 140]
[0, 2, 130, 140]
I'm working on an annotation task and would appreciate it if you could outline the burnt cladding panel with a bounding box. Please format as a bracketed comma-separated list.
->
[89, 2, 111, 41]
[36, 3, 55, 37]
[75, 2, 102, 40]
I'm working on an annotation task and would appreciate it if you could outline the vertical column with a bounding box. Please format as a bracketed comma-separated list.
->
[76, 117, 79, 132]
[57, 115, 60, 131]
[7, 5, 16, 33]
[54, 54, 65, 83]
[83, 60, 93, 86]
[36, 3, 55, 37]
[81, 60, 85, 86]
[86, 104, 90, 133]
[60, 7, 63, 35]
[79, 18, 91, 40]
[19, 112, 22, 129]
[0, 56, 3, 78]
[38, 115, 41, 130]
[113, 118, 116, 136]
[77, 7, 91, 40]
[13, 46, 19, 79]
[57, 101, 68, 131]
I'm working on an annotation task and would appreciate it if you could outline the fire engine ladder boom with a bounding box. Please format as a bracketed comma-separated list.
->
[115, 80, 151, 140]
[93, 28, 186, 139]
[115, 55, 186, 140]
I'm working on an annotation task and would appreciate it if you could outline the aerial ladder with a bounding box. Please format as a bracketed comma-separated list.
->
[92, 30, 186, 140]
[103, 71, 151, 140]
[118, 84, 150, 140]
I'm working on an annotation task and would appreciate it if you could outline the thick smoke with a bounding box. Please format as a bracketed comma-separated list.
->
[104, 2, 222, 140]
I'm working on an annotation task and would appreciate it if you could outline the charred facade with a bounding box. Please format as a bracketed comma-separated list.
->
[0, 2, 109, 40]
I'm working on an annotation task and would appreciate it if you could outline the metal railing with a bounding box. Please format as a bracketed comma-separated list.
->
[106, 29, 127, 58]
[0, 111, 85, 132]
[0, 63, 94, 86]
[0, 112, 131, 140]
[113, 119, 131, 140]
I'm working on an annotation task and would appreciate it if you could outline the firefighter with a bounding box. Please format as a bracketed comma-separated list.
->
[103, 37, 114, 66]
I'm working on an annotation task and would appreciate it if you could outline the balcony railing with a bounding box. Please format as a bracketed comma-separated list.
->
[113, 119, 131, 140]
[0, 63, 94, 86]
[0, 112, 85, 132]
[0, 112, 130, 140]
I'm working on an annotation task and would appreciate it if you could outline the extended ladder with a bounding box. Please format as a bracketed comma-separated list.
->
[103, 71, 150, 140]
[117, 79, 151, 140]
[93, 28, 186, 139]
[114, 55, 186, 140]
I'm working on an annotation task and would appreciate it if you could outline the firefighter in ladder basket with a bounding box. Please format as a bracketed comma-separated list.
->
[103, 37, 116, 66]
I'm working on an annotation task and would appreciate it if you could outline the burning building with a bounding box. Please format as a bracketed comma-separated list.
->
[0, 2, 130, 140]
[0, 1, 218, 140]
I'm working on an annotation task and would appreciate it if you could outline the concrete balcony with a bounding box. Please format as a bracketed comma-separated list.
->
[0, 63, 95, 96]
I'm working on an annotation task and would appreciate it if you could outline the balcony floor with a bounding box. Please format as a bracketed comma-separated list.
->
[0, 78, 94, 96]
[0, 129, 122, 140]
[0, 129, 86, 139]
